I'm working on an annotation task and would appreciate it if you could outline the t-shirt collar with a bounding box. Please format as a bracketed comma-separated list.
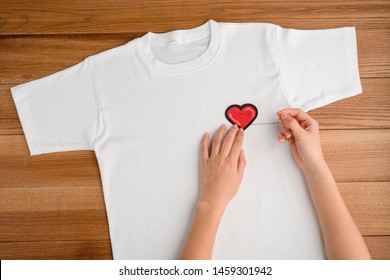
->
[137, 19, 222, 73]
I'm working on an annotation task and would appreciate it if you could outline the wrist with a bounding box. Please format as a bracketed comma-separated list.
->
[196, 199, 227, 218]
[301, 157, 336, 194]
[301, 156, 328, 176]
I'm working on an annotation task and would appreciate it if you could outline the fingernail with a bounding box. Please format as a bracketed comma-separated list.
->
[281, 114, 288, 120]
[239, 128, 244, 132]
[233, 124, 238, 129]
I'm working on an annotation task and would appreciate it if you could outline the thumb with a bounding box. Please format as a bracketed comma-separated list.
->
[281, 114, 305, 139]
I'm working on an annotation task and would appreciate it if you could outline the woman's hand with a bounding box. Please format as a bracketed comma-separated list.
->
[199, 123, 246, 210]
[179, 124, 246, 259]
[276, 108, 371, 259]
[276, 108, 324, 171]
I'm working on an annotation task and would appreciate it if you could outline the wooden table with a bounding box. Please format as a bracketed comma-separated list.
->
[0, 0, 389, 259]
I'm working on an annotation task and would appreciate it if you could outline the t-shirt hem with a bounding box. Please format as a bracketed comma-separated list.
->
[301, 86, 363, 112]
[10, 85, 39, 156]
[28, 145, 94, 156]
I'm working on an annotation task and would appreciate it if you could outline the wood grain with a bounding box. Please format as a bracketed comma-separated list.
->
[0, 187, 108, 242]
[0, 241, 112, 260]
[0, 0, 388, 260]
[0, 236, 387, 260]
[1, 0, 389, 35]
[364, 236, 390, 260]
[338, 182, 390, 236]
[320, 129, 390, 182]
[0, 146, 101, 188]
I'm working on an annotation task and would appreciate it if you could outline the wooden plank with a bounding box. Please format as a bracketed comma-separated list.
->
[320, 129, 390, 182]
[0, 186, 107, 241]
[364, 236, 390, 260]
[2, 78, 389, 134]
[0, 186, 105, 212]
[0, 182, 388, 242]
[0, 240, 112, 260]
[0, 34, 135, 84]
[0, 237, 388, 259]
[0, 28, 388, 84]
[0, 209, 109, 242]
[0, 1, 389, 35]
[338, 182, 390, 236]
[0, 146, 101, 188]
[357, 28, 390, 79]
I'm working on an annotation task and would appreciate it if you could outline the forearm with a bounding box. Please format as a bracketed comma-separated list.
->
[179, 201, 226, 260]
[302, 159, 371, 259]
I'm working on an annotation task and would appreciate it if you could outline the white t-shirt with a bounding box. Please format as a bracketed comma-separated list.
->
[11, 19, 362, 259]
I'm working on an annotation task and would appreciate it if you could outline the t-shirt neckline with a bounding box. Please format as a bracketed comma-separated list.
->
[137, 19, 222, 73]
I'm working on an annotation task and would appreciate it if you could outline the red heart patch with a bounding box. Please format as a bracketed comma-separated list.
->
[225, 104, 258, 130]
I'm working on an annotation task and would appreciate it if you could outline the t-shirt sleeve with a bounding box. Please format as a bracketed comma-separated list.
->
[274, 25, 362, 111]
[10, 58, 99, 156]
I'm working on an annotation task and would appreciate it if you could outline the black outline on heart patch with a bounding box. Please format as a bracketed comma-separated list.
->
[225, 103, 258, 130]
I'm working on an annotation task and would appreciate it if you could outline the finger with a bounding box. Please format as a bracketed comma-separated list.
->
[278, 110, 319, 132]
[211, 124, 227, 157]
[280, 114, 305, 139]
[278, 121, 291, 143]
[301, 118, 319, 131]
[237, 149, 246, 176]
[229, 127, 244, 161]
[201, 132, 210, 163]
[280, 126, 292, 139]
[278, 133, 286, 143]
[220, 124, 239, 157]
[287, 134, 296, 145]
[277, 108, 312, 123]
